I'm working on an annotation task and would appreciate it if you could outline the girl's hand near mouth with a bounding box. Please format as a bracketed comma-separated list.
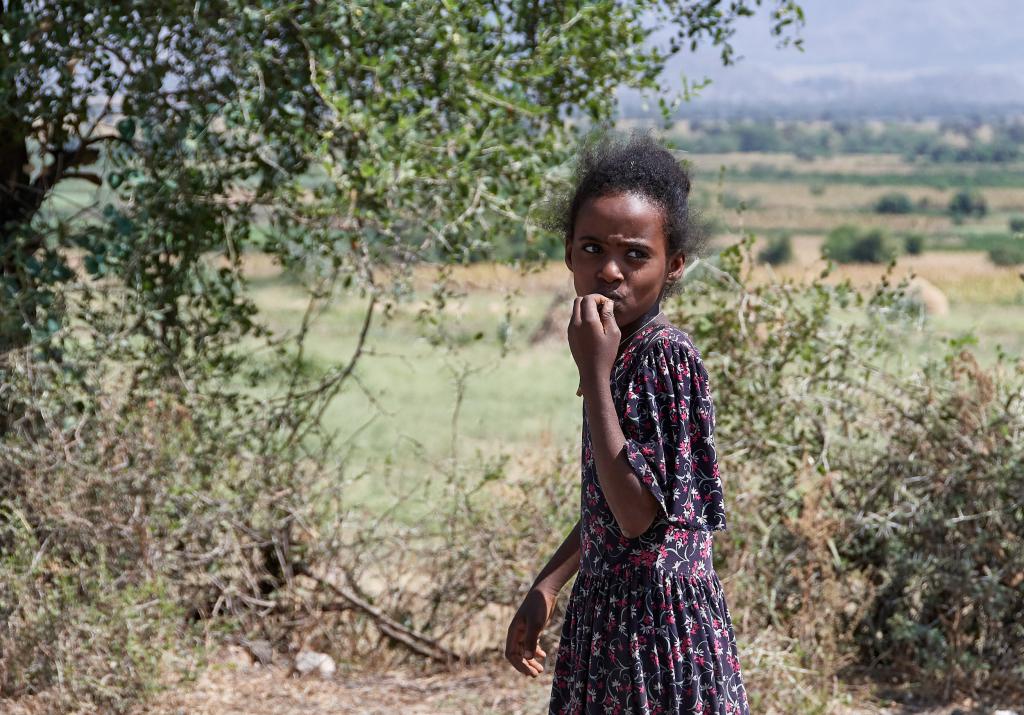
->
[568, 294, 620, 396]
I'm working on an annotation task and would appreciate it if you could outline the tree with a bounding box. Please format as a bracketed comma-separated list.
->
[823, 225, 901, 264]
[757, 232, 793, 265]
[874, 191, 913, 214]
[1, 0, 804, 386]
[948, 189, 987, 220]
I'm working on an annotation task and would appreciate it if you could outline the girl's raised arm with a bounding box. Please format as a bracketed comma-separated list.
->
[571, 296, 660, 538]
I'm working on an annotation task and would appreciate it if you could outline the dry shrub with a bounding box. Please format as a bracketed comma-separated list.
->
[847, 350, 1024, 694]
[0, 348, 336, 712]
[673, 236, 1024, 706]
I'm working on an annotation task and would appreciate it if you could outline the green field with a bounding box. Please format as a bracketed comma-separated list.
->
[246, 257, 1023, 527]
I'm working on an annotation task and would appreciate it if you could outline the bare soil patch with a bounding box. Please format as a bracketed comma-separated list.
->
[133, 655, 1013, 715]
[140, 657, 552, 715]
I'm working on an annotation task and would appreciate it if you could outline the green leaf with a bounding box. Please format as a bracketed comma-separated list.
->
[116, 117, 136, 140]
[83, 255, 99, 276]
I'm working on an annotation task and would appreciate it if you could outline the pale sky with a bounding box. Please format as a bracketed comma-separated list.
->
[637, 0, 1024, 114]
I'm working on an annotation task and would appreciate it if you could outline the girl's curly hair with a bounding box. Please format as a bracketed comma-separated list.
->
[540, 130, 709, 279]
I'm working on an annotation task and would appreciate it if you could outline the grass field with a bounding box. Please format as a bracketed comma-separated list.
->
[689, 153, 1024, 244]
[246, 248, 1023, 524]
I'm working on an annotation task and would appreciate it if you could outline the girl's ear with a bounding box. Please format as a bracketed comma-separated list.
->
[564, 238, 573, 272]
[666, 251, 685, 284]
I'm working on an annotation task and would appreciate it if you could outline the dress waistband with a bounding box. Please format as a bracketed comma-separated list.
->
[580, 527, 717, 581]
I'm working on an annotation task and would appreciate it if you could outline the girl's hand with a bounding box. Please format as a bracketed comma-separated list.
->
[568, 294, 620, 392]
[504, 587, 556, 678]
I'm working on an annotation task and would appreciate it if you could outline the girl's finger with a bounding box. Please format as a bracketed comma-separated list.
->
[524, 658, 544, 676]
[517, 648, 540, 676]
[570, 296, 583, 328]
[513, 653, 536, 677]
[516, 651, 540, 671]
[597, 296, 616, 330]
[580, 295, 600, 326]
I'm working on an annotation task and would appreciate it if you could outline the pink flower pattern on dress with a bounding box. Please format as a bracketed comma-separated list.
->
[549, 323, 749, 715]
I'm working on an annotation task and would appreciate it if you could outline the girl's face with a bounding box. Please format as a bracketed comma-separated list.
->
[565, 192, 685, 329]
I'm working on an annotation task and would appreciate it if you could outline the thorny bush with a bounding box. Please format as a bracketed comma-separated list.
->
[673, 236, 1024, 702]
[0, 342, 342, 713]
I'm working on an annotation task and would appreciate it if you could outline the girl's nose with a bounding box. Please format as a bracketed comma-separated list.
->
[598, 258, 623, 283]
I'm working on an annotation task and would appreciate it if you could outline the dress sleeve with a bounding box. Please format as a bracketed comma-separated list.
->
[620, 336, 727, 531]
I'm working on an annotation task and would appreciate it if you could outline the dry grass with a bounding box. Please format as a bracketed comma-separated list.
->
[718, 181, 950, 211]
[263, 242, 1019, 308]
[735, 235, 1024, 304]
[407, 261, 575, 294]
[235, 250, 575, 295]
[240, 244, 1022, 329]
[706, 182, 1024, 232]
[968, 186, 1024, 211]
[688, 152, 917, 176]
[0, 649, 1010, 715]
[732, 207, 956, 234]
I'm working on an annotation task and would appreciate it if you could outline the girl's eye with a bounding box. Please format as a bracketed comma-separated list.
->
[582, 244, 601, 254]
[627, 249, 648, 260]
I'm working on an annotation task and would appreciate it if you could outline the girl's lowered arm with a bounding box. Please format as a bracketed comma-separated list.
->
[505, 518, 581, 677]
[530, 517, 581, 597]
[580, 377, 659, 539]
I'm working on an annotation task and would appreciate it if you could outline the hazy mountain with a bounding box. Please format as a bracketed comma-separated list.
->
[620, 0, 1024, 119]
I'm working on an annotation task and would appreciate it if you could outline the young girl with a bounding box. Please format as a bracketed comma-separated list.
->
[505, 133, 749, 714]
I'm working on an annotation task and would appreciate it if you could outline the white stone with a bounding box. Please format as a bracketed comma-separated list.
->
[294, 650, 336, 680]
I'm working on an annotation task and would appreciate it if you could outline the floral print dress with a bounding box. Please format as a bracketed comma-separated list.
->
[548, 322, 750, 715]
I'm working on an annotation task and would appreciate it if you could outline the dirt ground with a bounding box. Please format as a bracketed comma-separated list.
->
[131, 650, 1018, 715]
[1, 648, 1017, 714]
[143, 656, 553, 715]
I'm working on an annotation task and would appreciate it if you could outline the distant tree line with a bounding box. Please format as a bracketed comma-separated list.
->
[672, 119, 1024, 163]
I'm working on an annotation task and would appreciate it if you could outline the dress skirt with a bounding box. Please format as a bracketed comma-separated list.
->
[548, 530, 749, 714]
